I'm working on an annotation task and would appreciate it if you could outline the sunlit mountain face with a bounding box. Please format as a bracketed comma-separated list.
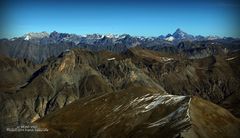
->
[0, 0, 240, 138]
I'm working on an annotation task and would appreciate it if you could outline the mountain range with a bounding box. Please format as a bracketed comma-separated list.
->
[0, 29, 240, 137]
[13, 28, 235, 43]
[1, 29, 240, 63]
[4, 28, 237, 50]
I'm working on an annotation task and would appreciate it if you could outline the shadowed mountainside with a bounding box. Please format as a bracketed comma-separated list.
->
[0, 56, 40, 93]
[0, 47, 240, 138]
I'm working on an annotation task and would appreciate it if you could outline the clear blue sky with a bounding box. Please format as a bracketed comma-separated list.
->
[0, 0, 239, 38]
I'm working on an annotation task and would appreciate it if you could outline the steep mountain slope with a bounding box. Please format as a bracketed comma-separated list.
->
[0, 49, 111, 128]
[123, 47, 240, 117]
[182, 96, 240, 138]
[0, 48, 167, 133]
[218, 50, 240, 117]
[33, 86, 240, 138]
[0, 55, 40, 93]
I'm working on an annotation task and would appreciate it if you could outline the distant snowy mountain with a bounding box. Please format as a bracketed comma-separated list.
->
[17, 29, 233, 47]
[2, 28, 239, 63]
[23, 32, 49, 40]
[16, 29, 229, 45]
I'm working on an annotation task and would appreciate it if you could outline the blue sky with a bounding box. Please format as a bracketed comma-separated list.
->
[0, 0, 239, 38]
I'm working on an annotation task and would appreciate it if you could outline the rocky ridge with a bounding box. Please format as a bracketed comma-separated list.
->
[0, 47, 240, 137]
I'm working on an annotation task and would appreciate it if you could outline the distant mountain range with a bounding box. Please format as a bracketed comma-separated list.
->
[9, 28, 238, 45]
[0, 28, 240, 63]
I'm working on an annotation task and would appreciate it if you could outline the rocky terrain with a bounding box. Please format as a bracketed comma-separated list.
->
[0, 30, 240, 137]
[125, 47, 240, 117]
[34, 88, 240, 138]
[2, 87, 240, 138]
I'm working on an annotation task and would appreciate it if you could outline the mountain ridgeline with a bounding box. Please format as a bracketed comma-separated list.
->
[1, 29, 240, 63]
[0, 29, 240, 138]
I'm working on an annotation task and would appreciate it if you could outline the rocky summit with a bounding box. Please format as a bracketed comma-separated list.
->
[0, 30, 240, 138]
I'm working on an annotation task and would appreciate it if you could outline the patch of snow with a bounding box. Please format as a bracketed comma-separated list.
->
[147, 95, 191, 128]
[186, 97, 191, 120]
[165, 36, 175, 41]
[105, 34, 119, 38]
[147, 37, 155, 41]
[64, 49, 70, 52]
[160, 57, 174, 62]
[226, 57, 237, 61]
[10, 38, 16, 41]
[136, 36, 146, 40]
[24, 35, 31, 40]
[107, 57, 116, 61]
[144, 95, 186, 112]
[113, 105, 123, 112]
[206, 35, 220, 40]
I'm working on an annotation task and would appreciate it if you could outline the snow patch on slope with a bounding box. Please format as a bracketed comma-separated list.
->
[108, 93, 192, 132]
[165, 36, 175, 41]
[24, 35, 31, 40]
[226, 56, 237, 61]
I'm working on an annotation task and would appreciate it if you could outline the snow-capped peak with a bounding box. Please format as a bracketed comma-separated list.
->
[24, 32, 49, 40]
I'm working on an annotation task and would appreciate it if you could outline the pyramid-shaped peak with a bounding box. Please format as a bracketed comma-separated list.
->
[176, 28, 182, 31]
[173, 28, 188, 35]
[175, 28, 185, 33]
[172, 28, 194, 40]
